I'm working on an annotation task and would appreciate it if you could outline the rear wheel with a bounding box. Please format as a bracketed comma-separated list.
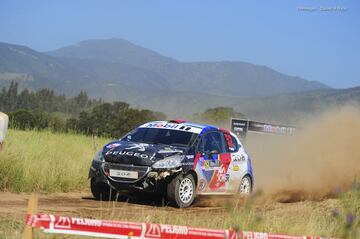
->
[167, 173, 196, 208]
[239, 175, 252, 194]
[90, 178, 116, 201]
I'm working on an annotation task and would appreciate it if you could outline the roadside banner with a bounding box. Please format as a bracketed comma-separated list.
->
[25, 213, 328, 239]
[231, 118, 296, 139]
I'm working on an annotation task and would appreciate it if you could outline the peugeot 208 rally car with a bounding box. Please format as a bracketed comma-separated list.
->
[89, 120, 253, 208]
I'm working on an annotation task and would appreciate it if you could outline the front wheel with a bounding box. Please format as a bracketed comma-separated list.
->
[167, 173, 196, 208]
[239, 175, 252, 194]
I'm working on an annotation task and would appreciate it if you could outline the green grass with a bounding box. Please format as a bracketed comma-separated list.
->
[0, 129, 109, 192]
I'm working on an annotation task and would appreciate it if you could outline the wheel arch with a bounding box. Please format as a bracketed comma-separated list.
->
[185, 169, 198, 187]
[243, 173, 254, 192]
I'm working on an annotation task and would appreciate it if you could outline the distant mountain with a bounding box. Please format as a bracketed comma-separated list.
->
[1, 39, 351, 123]
[0, 42, 169, 95]
[47, 38, 329, 97]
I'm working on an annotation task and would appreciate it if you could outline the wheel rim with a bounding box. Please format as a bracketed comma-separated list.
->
[179, 178, 194, 204]
[239, 177, 251, 194]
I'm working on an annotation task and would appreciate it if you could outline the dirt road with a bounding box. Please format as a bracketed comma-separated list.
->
[0, 191, 228, 223]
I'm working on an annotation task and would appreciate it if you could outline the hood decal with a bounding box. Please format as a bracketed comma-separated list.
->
[103, 141, 186, 166]
[105, 150, 151, 159]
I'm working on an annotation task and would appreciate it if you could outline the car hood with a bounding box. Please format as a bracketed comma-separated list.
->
[102, 141, 186, 166]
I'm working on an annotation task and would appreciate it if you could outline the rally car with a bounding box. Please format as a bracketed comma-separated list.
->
[89, 120, 254, 208]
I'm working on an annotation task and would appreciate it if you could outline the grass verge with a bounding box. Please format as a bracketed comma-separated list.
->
[0, 129, 108, 192]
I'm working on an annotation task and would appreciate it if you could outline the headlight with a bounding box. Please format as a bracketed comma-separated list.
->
[152, 155, 184, 169]
[93, 150, 104, 162]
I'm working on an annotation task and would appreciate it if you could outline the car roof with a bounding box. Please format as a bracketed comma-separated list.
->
[147, 121, 218, 129]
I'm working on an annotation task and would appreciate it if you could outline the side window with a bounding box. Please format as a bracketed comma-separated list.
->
[199, 132, 225, 154]
[223, 133, 239, 153]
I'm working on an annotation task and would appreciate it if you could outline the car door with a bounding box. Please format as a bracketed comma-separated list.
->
[195, 131, 232, 193]
[220, 131, 244, 192]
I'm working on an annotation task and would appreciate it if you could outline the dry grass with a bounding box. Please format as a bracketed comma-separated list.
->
[0, 129, 108, 192]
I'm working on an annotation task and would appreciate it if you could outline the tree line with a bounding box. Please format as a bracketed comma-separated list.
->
[0, 81, 101, 114]
[1, 82, 165, 138]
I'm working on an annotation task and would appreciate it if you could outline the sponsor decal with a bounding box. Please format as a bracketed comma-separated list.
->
[158, 149, 183, 154]
[125, 143, 147, 152]
[160, 225, 188, 235]
[248, 121, 296, 135]
[105, 150, 149, 159]
[145, 224, 189, 238]
[224, 133, 235, 149]
[231, 119, 248, 138]
[217, 166, 230, 183]
[233, 154, 245, 162]
[233, 126, 245, 132]
[263, 124, 295, 135]
[106, 143, 121, 149]
[54, 216, 71, 229]
[242, 231, 270, 239]
[140, 122, 203, 134]
[145, 224, 161, 237]
[198, 178, 207, 191]
[72, 218, 102, 227]
[146, 123, 179, 129]
[233, 165, 240, 171]
[201, 160, 221, 170]
[217, 173, 230, 183]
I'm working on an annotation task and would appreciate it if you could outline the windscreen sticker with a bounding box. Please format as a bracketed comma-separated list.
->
[139, 122, 202, 134]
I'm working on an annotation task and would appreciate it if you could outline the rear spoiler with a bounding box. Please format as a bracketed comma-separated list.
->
[231, 118, 296, 139]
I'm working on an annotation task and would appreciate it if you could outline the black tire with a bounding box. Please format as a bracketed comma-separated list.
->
[90, 178, 116, 201]
[239, 175, 252, 194]
[167, 173, 196, 208]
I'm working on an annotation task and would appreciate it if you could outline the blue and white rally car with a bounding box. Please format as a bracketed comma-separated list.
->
[89, 120, 254, 208]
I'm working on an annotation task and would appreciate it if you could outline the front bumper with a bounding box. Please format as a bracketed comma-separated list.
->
[89, 160, 181, 193]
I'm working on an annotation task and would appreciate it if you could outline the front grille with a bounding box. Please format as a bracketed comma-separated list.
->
[105, 155, 152, 166]
[106, 163, 150, 183]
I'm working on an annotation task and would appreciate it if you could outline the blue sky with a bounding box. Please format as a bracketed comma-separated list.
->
[0, 0, 359, 88]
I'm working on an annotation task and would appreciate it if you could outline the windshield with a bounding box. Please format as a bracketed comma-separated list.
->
[121, 128, 198, 147]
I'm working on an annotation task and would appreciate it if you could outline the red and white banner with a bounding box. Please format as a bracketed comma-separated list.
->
[26, 213, 328, 239]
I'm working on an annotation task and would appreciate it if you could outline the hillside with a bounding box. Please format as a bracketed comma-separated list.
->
[0, 42, 169, 96]
[48, 38, 329, 97]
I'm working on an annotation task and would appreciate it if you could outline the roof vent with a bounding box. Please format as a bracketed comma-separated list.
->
[168, 119, 186, 124]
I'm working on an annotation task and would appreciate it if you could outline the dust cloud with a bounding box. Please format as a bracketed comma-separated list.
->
[245, 106, 360, 202]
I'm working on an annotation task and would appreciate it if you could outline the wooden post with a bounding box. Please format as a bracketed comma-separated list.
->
[23, 195, 38, 239]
